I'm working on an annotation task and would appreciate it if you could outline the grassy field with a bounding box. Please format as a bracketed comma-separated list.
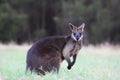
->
[0, 44, 120, 80]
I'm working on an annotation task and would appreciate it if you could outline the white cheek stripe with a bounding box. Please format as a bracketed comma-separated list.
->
[71, 34, 77, 41]
[78, 35, 83, 41]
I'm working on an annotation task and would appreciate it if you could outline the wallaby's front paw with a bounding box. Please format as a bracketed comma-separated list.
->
[67, 66, 71, 70]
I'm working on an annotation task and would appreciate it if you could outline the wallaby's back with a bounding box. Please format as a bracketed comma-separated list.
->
[26, 36, 70, 75]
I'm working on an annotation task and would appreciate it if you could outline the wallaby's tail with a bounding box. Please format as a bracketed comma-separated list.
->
[25, 64, 33, 74]
[25, 65, 28, 74]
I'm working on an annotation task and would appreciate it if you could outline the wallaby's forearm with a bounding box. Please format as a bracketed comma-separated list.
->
[71, 54, 77, 66]
[67, 54, 77, 69]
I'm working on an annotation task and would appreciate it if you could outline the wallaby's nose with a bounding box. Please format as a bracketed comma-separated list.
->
[76, 36, 79, 41]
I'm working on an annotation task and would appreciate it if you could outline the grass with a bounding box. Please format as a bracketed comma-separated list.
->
[0, 44, 120, 80]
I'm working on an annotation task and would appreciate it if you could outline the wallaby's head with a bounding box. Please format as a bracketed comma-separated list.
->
[69, 23, 85, 41]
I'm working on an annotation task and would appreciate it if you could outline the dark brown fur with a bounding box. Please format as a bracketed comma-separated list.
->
[26, 36, 71, 75]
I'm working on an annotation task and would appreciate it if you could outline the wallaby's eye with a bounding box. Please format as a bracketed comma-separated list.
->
[79, 33, 82, 36]
[73, 33, 76, 36]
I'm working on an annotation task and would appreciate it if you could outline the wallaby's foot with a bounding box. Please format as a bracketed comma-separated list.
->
[37, 72, 45, 76]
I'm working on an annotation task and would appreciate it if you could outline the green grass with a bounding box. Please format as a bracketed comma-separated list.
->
[0, 44, 120, 80]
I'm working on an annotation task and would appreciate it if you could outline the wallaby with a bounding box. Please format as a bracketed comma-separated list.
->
[26, 23, 85, 75]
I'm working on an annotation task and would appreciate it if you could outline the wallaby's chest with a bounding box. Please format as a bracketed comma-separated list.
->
[70, 42, 81, 56]
[63, 40, 81, 57]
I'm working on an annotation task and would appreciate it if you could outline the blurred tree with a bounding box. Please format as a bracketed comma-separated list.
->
[26, 0, 62, 40]
[60, 0, 120, 44]
[0, 0, 120, 44]
[0, 0, 28, 44]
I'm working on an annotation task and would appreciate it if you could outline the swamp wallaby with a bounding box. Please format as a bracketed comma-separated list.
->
[26, 23, 85, 75]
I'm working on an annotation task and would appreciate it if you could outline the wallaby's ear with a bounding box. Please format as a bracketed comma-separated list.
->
[78, 23, 85, 31]
[69, 23, 75, 31]
[80, 23, 85, 28]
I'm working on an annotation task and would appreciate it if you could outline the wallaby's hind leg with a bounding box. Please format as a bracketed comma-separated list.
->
[35, 68, 45, 75]
[50, 57, 61, 73]
[35, 57, 61, 75]
[43, 57, 61, 73]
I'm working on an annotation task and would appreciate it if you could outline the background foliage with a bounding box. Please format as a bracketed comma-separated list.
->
[0, 0, 120, 44]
